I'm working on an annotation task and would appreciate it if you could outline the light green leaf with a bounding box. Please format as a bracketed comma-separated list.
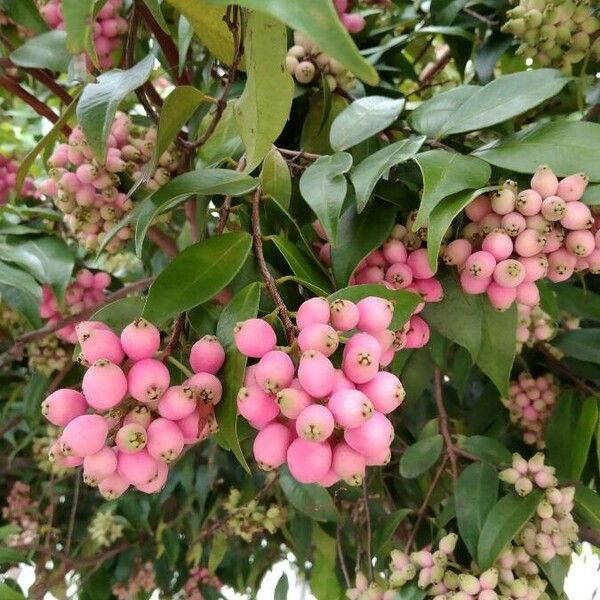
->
[234, 11, 294, 172]
[299, 152, 352, 246]
[91, 296, 147, 333]
[62, 0, 96, 59]
[143, 232, 252, 324]
[330, 96, 405, 152]
[208, 532, 228, 573]
[0, 583, 27, 600]
[374, 508, 412, 556]
[3, 0, 48, 33]
[260, 148, 291, 210]
[399, 434, 443, 478]
[0, 260, 41, 302]
[10, 31, 70, 72]
[142, 0, 171, 32]
[456, 435, 512, 465]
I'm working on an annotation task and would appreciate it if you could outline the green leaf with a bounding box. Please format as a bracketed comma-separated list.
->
[552, 329, 600, 365]
[23, 371, 49, 428]
[374, 508, 411, 556]
[477, 491, 542, 569]
[430, 0, 470, 25]
[545, 392, 598, 480]
[551, 285, 600, 322]
[327, 284, 420, 331]
[399, 434, 443, 478]
[299, 152, 352, 246]
[310, 524, 341, 599]
[331, 202, 396, 287]
[234, 10, 294, 172]
[456, 435, 512, 465]
[582, 184, 600, 206]
[3, 0, 48, 34]
[134, 169, 259, 256]
[301, 94, 348, 155]
[142, 0, 170, 32]
[0, 583, 26, 599]
[539, 556, 570, 596]
[213, 283, 261, 473]
[193, 0, 378, 84]
[62, 0, 95, 58]
[455, 462, 499, 560]
[91, 296, 147, 333]
[350, 137, 425, 213]
[412, 150, 491, 230]
[10, 31, 70, 72]
[274, 574, 289, 600]
[393, 583, 427, 600]
[473, 121, 600, 182]
[197, 102, 243, 167]
[410, 70, 570, 138]
[269, 235, 332, 296]
[77, 54, 156, 161]
[423, 273, 516, 396]
[574, 484, 600, 530]
[0, 284, 41, 327]
[330, 96, 405, 152]
[208, 532, 228, 573]
[143, 232, 252, 324]
[0, 260, 41, 302]
[260, 148, 291, 210]
[279, 466, 339, 522]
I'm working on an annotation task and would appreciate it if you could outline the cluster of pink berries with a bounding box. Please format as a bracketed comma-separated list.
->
[1, 482, 39, 548]
[39, 0, 127, 70]
[516, 303, 555, 351]
[347, 571, 395, 600]
[0, 154, 37, 204]
[443, 166, 597, 310]
[236, 296, 406, 486]
[112, 561, 155, 600]
[315, 221, 443, 350]
[41, 319, 226, 498]
[39, 113, 178, 253]
[334, 0, 366, 33]
[501, 373, 558, 447]
[183, 567, 221, 600]
[39, 269, 111, 344]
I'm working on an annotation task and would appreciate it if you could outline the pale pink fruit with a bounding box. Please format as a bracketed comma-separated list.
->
[115, 423, 147, 453]
[379, 348, 395, 367]
[146, 417, 185, 463]
[414, 278, 443, 302]
[487, 282, 517, 311]
[158, 385, 196, 420]
[556, 173, 588, 202]
[342, 333, 381, 383]
[298, 323, 339, 356]
[234, 318, 277, 358]
[83, 447, 117, 486]
[560, 201, 592, 230]
[81, 360, 127, 411]
[371, 329, 395, 354]
[366, 250, 386, 267]
[120, 318, 161, 361]
[514, 229, 547, 257]
[501, 212, 527, 237]
[276, 387, 312, 419]
[465, 251, 496, 279]
[482, 231, 513, 261]
[493, 259, 525, 288]
[253, 422, 292, 470]
[237, 386, 279, 427]
[93, 271, 111, 290]
[357, 371, 405, 414]
[355, 266, 384, 284]
[177, 405, 212, 443]
[296, 405, 335, 442]
[332, 442, 366, 486]
[75, 269, 95, 288]
[297, 350, 335, 398]
[75, 320, 111, 343]
[565, 230, 595, 257]
[118, 449, 159, 485]
[491, 188, 516, 215]
[365, 447, 391, 466]
[79, 328, 124, 365]
[328, 389, 374, 428]
[406, 248, 435, 279]
[329, 299, 360, 331]
[460, 271, 491, 295]
[385, 262, 414, 289]
[136, 461, 169, 493]
[515, 282, 540, 306]
[127, 358, 170, 402]
[548, 248, 577, 282]
[479, 213, 502, 235]
[382, 238, 408, 263]
[344, 412, 393, 457]
[254, 350, 295, 394]
[405, 315, 430, 348]
[516, 189, 543, 216]
[441, 239, 472, 266]
[531, 165, 559, 198]
[318, 469, 341, 487]
[98, 472, 129, 499]
[341, 12, 365, 33]
[541, 196, 567, 221]
[61, 414, 108, 456]
[356, 296, 394, 333]
[331, 369, 356, 392]
[520, 255, 548, 282]
[464, 194, 492, 222]
[313, 219, 327, 240]
[186, 372, 223, 405]
[287, 439, 332, 484]
[123, 405, 152, 428]
[41, 389, 87, 426]
[296, 297, 331, 329]
[50, 440, 84, 467]
[189, 335, 225, 374]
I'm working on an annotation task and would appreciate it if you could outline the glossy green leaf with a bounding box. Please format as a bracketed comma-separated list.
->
[552, 329, 600, 365]
[143, 232, 252, 324]
[430, 0, 470, 25]
[330, 96, 405, 151]
[399, 434, 443, 478]
[301, 95, 348, 155]
[208, 532, 228, 573]
[473, 121, 600, 182]
[0, 284, 42, 327]
[413, 150, 491, 230]
[142, 0, 170, 32]
[456, 435, 512, 465]
[582, 184, 600, 206]
[134, 169, 259, 256]
[91, 296, 147, 333]
[0, 260, 41, 302]
[260, 149, 291, 210]
[77, 54, 155, 161]
[410, 70, 570, 138]
[574, 484, 600, 530]
[551, 285, 600, 322]
[455, 462, 499, 560]
[234, 10, 294, 172]
[3, 0, 48, 33]
[197, 102, 244, 167]
[350, 136, 425, 212]
[279, 467, 339, 522]
[62, 0, 95, 57]
[299, 152, 352, 246]
[394, 583, 427, 600]
[477, 491, 542, 569]
[540, 556, 570, 596]
[23, 371, 49, 428]
[274, 574, 289, 600]
[10, 30, 70, 72]
[331, 202, 396, 287]
[374, 508, 411, 556]
[310, 524, 341, 599]
[214, 282, 261, 473]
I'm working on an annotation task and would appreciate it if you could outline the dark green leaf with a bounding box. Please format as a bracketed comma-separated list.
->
[142, 0, 170, 32]
[10, 31, 70, 72]
[574, 484, 600, 530]
[552, 330, 600, 365]
[430, 0, 470, 25]
[539, 556, 570, 596]
[456, 435, 512, 465]
[23, 371, 49, 428]
[3, 0, 48, 33]
[91, 296, 147, 333]
[393, 583, 427, 600]
[143, 232, 252, 324]
[274, 573, 289, 600]
[208, 532, 228, 573]
[0, 260, 41, 302]
[260, 149, 291, 210]
[374, 508, 412, 556]
[551, 285, 600, 322]
[161, 528, 180, 563]
[399, 434, 443, 478]
[475, 33, 513, 84]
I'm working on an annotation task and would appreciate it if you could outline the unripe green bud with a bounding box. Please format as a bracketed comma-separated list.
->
[523, 29, 540, 44]
[581, 15, 599, 34]
[572, 31, 590, 50]
[500, 467, 520, 484]
[459, 573, 481, 595]
[539, 23, 557, 39]
[525, 8, 543, 27]
[503, 17, 527, 35]
[439, 532, 458, 554]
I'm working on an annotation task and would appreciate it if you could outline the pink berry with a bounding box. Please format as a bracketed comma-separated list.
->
[487, 282, 517, 311]
[296, 297, 330, 329]
[465, 194, 492, 222]
[344, 411, 393, 458]
[557, 173, 588, 202]
[177, 405, 212, 443]
[82, 359, 127, 410]
[127, 358, 170, 402]
[547, 248, 577, 282]
[413, 278, 443, 303]
[357, 371, 405, 414]
[186, 372, 223, 405]
[356, 296, 394, 333]
[298, 323, 339, 356]
[83, 447, 117, 486]
[479, 212, 503, 235]
[515, 189, 543, 216]
[118, 449, 159, 485]
[405, 315, 430, 348]
[76, 269, 95, 288]
[491, 188, 516, 215]
[531, 165, 559, 198]
[237, 385, 279, 427]
[253, 422, 292, 470]
[541, 196, 567, 221]
[93, 271, 111, 290]
[297, 350, 335, 398]
[460, 271, 491, 294]
[276, 387, 312, 419]
[331, 369, 356, 392]
[120, 318, 161, 361]
[560, 201, 592, 230]
[189, 335, 225, 374]
[123, 405, 153, 428]
[115, 423, 147, 453]
[158, 385, 196, 420]
[342, 333, 382, 384]
[441, 239, 472, 266]
[98, 472, 129, 500]
[501, 212, 527, 237]
[61, 414, 108, 456]
[328, 389, 374, 428]
[515, 282, 540, 306]
[329, 299, 360, 331]
[41, 389, 87, 426]
[332, 442, 366, 486]
[406, 248, 435, 279]
[382, 239, 408, 263]
[318, 470, 341, 487]
[341, 12, 365, 33]
[565, 230, 595, 257]
[493, 259, 525, 288]
[79, 328, 124, 365]
[365, 447, 391, 466]
[136, 461, 169, 494]
[482, 231, 513, 261]
[75, 320, 111, 343]
[296, 405, 335, 442]
[366, 250, 386, 267]
[520, 255, 548, 282]
[514, 229, 547, 258]
[254, 350, 295, 394]
[385, 262, 413, 289]
[234, 318, 277, 358]
[146, 417, 185, 463]
[465, 251, 496, 279]
[287, 439, 332, 484]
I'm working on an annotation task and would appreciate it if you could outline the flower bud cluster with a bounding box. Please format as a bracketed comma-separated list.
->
[0, 154, 37, 204]
[112, 561, 155, 600]
[1, 482, 39, 548]
[88, 507, 125, 548]
[516, 304, 556, 351]
[183, 566, 221, 600]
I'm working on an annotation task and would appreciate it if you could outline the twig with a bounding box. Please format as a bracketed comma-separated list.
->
[48, 361, 73, 393]
[215, 156, 246, 234]
[65, 469, 81, 555]
[0, 59, 73, 104]
[434, 368, 459, 481]
[362, 479, 374, 580]
[275, 147, 321, 162]
[251, 188, 297, 342]
[336, 523, 352, 588]
[161, 313, 186, 360]
[537, 344, 598, 396]
[0, 413, 23, 438]
[462, 7, 498, 26]
[416, 46, 452, 85]
[147, 226, 178, 257]
[405, 456, 449, 553]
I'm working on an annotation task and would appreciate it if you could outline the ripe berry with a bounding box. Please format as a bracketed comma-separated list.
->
[358, 372, 405, 414]
[556, 172, 588, 202]
[177, 405, 212, 444]
[186, 372, 223, 405]
[465, 194, 492, 222]
[136, 461, 169, 494]
[83, 446, 118, 486]
[329, 299, 360, 331]
[298, 323, 339, 356]
[98, 472, 129, 500]
[332, 442, 366, 486]
[82, 359, 127, 410]
[120, 318, 161, 361]
[565, 230, 595, 257]
[493, 259, 525, 288]
[79, 328, 124, 365]
[253, 422, 292, 470]
[515, 282, 540, 306]
[482, 231, 513, 261]
[382, 238, 408, 263]
[441, 239, 472, 266]
[516, 189, 543, 216]
[460, 271, 491, 294]
[158, 385, 196, 420]
[344, 411, 393, 458]
[342, 333, 381, 384]
[385, 263, 413, 289]
[42, 389, 88, 426]
[189, 335, 225, 374]
[123, 405, 152, 428]
[560, 201, 592, 230]
[234, 318, 277, 358]
[465, 251, 496, 278]
[514, 229, 547, 257]
[501, 212, 527, 237]
[61, 414, 109, 457]
[276, 387, 312, 419]
[118, 449, 159, 485]
[296, 297, 330, 329]
[405, 315, 430, 349]
[297, 350, 335, 398]
[356, 296, 394, 333]
[296, 405, 335, 442]
[487, 282, 517, 311]
[406, 248, 435, 279]
[237, 386, 279, 427]
[531, 165, 559, 198]
[328, 389, 374, 428]
[146, 418, 184, 463]
[127, 358, 170, 402]
[115, 423, 147, 453]
[287, 438, 332, 484]
[254, 350, 295, 394]
[541, 196, 567, 221]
